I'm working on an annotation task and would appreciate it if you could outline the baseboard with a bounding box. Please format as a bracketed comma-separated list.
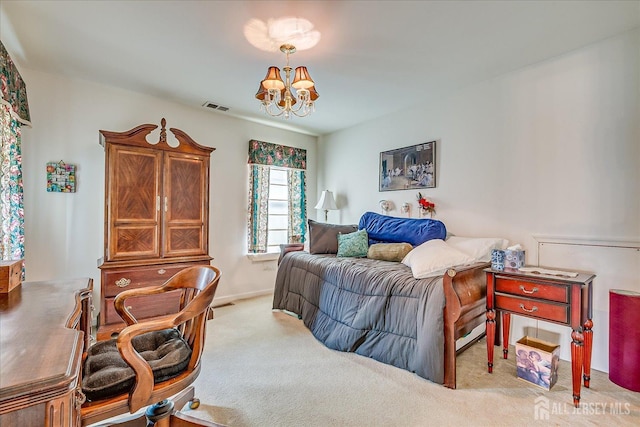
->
[212, 289, 274, 307]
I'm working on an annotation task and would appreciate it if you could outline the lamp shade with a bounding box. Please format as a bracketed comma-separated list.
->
[277, 88, 297, 107]
[292, 66, 315, 90]
[307, 85, 320, 101]
[314, 190, 337, 211]
[255, 82, 267, 101]
[261, 66, 285, 90]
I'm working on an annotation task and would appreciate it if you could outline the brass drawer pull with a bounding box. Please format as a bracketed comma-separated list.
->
[519, 303, 538, 313]
[158, 269, 167, 274]
[519, 285, 538, 294]
[115, 278, 131, 288]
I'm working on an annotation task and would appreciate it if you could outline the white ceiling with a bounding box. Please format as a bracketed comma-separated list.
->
[1, 1, 638, 136]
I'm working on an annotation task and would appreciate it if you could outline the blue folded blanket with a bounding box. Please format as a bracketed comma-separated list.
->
[358, 211, 446, 246]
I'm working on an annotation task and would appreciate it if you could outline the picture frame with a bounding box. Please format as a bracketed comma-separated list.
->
[46, 160, 76, 193]
[379, 141, 436, 191]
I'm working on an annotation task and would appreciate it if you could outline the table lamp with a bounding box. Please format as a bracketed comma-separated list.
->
[314, 190, 337, 222]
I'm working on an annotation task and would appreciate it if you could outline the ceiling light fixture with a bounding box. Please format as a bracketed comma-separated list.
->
[255, 43, 319, 119]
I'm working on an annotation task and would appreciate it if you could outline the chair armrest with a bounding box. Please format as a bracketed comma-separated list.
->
[278, 243, 305, 265]
[114, 285, 167, 326]
[116, 314, 178, 412]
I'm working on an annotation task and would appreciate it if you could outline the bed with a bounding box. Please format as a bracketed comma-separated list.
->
[273, 213, 506, 388]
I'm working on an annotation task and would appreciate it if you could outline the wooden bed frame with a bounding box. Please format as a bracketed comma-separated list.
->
[279, 244, 492, 389]
[442, 262, 494, 388]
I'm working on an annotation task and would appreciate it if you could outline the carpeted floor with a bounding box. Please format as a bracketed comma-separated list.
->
[181, 294, 639, 426]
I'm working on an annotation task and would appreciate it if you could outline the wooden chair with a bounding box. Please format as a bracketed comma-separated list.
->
[80, 265, 223, 427]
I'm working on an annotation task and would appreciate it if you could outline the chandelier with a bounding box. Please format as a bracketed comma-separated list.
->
[255, 44, 319, 119]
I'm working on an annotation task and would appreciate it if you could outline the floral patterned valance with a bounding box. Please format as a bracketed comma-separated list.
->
[0, 40, 31, 126]
[248, 139, 306, 170]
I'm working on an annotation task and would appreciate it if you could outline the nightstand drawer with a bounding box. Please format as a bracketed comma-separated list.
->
[495, 294, 569, 324]
[495, 277, 569, 303]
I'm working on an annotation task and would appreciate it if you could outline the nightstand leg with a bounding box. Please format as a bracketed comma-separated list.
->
[486, 309, 496, 373]
[583, 319, 593, 388]
[571, 329, 584, 408]
[502, 312, 511, 359]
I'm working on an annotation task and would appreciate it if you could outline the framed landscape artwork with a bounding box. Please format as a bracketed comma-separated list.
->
[379, 141, 436, 191]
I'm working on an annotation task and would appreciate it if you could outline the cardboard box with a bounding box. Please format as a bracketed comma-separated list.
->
[516, 336, 560, 390]
[504, 249, 525, 269]
[0, 259, 22, 293]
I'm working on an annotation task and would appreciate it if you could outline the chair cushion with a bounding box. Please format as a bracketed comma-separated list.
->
[82, 328, 192, 402]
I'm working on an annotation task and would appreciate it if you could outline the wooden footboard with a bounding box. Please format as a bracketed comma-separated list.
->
[442, 262, 491, 388]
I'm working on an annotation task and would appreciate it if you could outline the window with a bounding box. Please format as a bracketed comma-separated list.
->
[247, 140, 307, 253]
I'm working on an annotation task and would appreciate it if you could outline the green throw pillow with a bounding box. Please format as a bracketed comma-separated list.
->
[337, 229, 369, 257]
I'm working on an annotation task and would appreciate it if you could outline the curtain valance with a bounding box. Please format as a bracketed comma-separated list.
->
[0, 41, 31, 126]
[248, 139, 306, 170]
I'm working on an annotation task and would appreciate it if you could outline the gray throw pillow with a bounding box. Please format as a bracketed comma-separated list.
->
[308, 219, 358, 254]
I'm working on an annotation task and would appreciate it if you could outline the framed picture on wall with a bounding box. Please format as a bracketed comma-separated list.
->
[379, 141, 436, 191]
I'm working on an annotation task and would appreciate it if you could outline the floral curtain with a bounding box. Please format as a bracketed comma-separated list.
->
[287, 169, 306, 243]
[1, 40, 31, 126]
[247, 140, 307, 253]
[0, 104, 24, 264]
[0, 41, 28, 270]
[247, 139, 306, 170]
[247, 164, 270, 253]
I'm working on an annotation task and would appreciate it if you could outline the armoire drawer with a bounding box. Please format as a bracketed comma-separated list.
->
[103, 263, 195, 297]
[103, 289, 183, 325]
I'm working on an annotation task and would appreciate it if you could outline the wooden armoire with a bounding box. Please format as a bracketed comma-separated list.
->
[97, 118, 214, 340]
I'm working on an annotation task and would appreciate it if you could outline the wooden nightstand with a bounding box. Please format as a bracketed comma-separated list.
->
[485, 267, 595, 407]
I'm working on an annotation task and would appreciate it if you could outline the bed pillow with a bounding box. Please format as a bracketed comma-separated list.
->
[402, 239, 475, 279]
[337, 229, 369, 258]
[308, 220, 358, 254]
[446, 236, 509, 262]
[367, 243, 413, 262]
[358, 211, 446, 246]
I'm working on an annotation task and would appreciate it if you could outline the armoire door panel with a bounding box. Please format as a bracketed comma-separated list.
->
[112, 226, 159, 259]
[107, 146, 161, 260]
[165, 226, 204, 255]
[111, 148, 161, 221]
[163, 153, 208, 257]
[166, 155, 205, 221]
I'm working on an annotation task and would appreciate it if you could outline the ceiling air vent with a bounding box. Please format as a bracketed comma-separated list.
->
[202, 101, 230, 112]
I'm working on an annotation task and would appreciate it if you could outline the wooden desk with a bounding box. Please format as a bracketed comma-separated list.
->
[0, 278, 93, 426]
[485, 268, 595, 407]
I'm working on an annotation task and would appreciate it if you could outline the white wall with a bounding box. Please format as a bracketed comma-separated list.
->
[19, 69, 317, 308]
[318, 30, 640, 371]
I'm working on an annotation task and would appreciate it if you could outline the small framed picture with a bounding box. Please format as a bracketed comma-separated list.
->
[46, 161, 76, 193]
[379, 141, 436, 191]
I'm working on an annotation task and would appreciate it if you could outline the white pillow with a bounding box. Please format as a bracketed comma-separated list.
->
[445, 236, 509, 262]
[402, 239, 476, 279]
